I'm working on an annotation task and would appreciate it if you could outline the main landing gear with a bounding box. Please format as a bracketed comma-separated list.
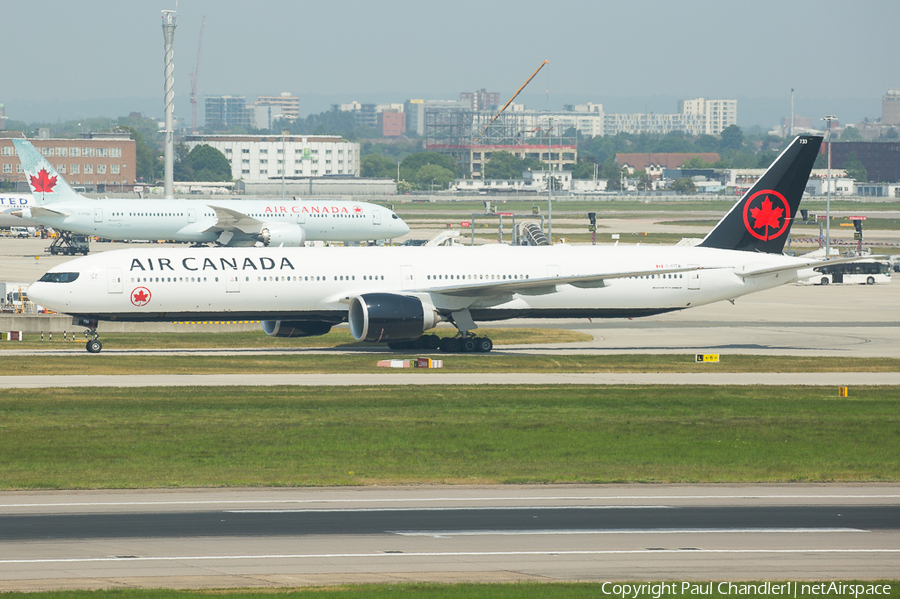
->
[387, 333, 493, 353]
[386, 309, 493, 353]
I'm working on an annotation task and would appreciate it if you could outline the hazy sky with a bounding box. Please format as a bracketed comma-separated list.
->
[4, 0, 897, 128]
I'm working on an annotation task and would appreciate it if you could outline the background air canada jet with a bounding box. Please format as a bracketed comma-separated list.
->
[11, 139, 409, 248]
[31, 135, 852, 354]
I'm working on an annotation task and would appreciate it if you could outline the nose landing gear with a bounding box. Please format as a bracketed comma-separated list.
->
[77, 318, 102, 353]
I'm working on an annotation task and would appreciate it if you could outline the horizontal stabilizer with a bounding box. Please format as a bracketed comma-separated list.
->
[735, 255, 887, 279]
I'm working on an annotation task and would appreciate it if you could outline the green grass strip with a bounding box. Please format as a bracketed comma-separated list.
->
[2, 353, 899, 376]
[1, 385, 898, 489]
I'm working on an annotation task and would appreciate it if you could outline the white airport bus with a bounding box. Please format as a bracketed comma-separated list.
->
[807, 260, 892, 285]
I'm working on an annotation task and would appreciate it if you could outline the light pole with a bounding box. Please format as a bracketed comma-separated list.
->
[547, 117, 552, 244]
[281, 129, 287, 201]
[822, 115, 837, 259]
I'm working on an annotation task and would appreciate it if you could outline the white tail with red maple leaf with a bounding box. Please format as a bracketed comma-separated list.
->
[12, 139, 82, 205]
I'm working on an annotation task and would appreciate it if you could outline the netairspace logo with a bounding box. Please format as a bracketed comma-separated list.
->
[599, 582, 892, 599]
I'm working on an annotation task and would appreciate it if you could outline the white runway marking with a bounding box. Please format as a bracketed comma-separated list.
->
[225, 506, 673, 513]
[390, 528, 868, 536]
[2, 548, 897, 565]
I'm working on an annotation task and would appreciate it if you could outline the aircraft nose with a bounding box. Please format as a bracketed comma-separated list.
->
[26, 281, 49, 306]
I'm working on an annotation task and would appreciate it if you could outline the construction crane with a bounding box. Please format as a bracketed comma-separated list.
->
[189, 16, 206, 134]
[474, 59, 548, 142]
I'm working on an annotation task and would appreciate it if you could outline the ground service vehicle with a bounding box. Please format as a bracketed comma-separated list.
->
[811, 260, 891, 285]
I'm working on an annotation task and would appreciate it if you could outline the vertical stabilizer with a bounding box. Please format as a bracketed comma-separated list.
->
[699, 135, 823, 254]
[12, 139, 81, 205]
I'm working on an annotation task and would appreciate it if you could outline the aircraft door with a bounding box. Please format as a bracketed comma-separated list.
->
[297, 210, 306, 224]
[226, 274, 240, 293]
[187, 209, 196, 223]
[107, 269, 123, 294]
[94, 208, 103, 223]
[400, 265, 415, 290]
[688, 265, 701, 290]
[373, 210, 382, 226]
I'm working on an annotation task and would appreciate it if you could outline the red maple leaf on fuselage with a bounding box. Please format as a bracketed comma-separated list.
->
[749, 196, 784, 231]
[30, 169, 57, 194]
[133, 289, 149, 304]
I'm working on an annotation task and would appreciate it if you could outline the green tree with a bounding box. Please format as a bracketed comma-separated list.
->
[187, 144, 231, 181]
[671, 177, 696, 194]
[483, 151, 525, 179]
[361, 153, 398, 179]
[841, 151, 868, 182]
[413, 164, 456, 190]
[719, 125, 744, 152]
[173, 142, 193, 181]
[681, 156, 714, 169]
[601, 157, 623, 191]
[883, 127, 899, 139]
[400, 151, 459, 182]
[570, 158, 598, 179]
[635, 171, 652, 191]
[120, 126, 161, 183]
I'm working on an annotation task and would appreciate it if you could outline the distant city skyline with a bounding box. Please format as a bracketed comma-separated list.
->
[3, 0, 896, 129]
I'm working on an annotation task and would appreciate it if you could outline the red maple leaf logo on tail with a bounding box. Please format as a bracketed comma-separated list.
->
[749, 197, 784, 235]
[742, 190, 790, 241]
[29, 169, 57, 194]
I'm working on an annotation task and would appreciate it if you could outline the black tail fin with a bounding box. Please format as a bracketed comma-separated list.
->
[699, 135, 823, 253]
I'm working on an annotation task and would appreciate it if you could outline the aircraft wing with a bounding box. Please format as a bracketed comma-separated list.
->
[735, 255, 886, 279]
[12, 206, 69, 218]
[202, 205, 264, 234]
[416, 265, 714, 298]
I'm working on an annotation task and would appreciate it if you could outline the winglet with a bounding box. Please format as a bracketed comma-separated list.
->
[12, 139, 82, 206]
[699, 135, 823, 254]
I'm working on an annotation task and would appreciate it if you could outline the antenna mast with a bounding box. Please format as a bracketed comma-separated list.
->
[190, 16, 206, 134]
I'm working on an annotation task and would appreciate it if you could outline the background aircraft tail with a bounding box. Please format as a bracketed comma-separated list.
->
[699, 135, 823, 254]
[12, 139, 82, 205]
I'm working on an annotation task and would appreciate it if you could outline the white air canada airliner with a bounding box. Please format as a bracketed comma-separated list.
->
[0, 193, 36, 228]
[30, 135, 864, 354]
[11, 139, 409, 248]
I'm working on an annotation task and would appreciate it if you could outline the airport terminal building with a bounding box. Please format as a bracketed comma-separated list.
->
[184, 134, 361, 182]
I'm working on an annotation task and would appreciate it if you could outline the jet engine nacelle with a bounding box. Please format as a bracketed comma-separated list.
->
[262, 320, 333, 338]
[348, 293, 441, 343]
[257, 223, 307, 247]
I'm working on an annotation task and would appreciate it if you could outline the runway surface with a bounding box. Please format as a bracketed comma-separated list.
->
[2, 371, 900, 388]
[1, 485, 898, 590]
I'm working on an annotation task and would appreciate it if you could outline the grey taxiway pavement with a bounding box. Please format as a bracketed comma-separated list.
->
[3, 372, 900, 388]
[1, 485, 898, 590]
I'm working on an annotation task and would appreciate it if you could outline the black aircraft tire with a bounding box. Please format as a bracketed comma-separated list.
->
[86, 340, 102, 354]
[475, 337, 493, 353]
[440, 337, 462, 353]
[461, 337, 477, 353]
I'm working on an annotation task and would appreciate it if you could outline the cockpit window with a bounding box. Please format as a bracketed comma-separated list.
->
[38, 272, 80, 283]
[392, 213, 399, 219]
